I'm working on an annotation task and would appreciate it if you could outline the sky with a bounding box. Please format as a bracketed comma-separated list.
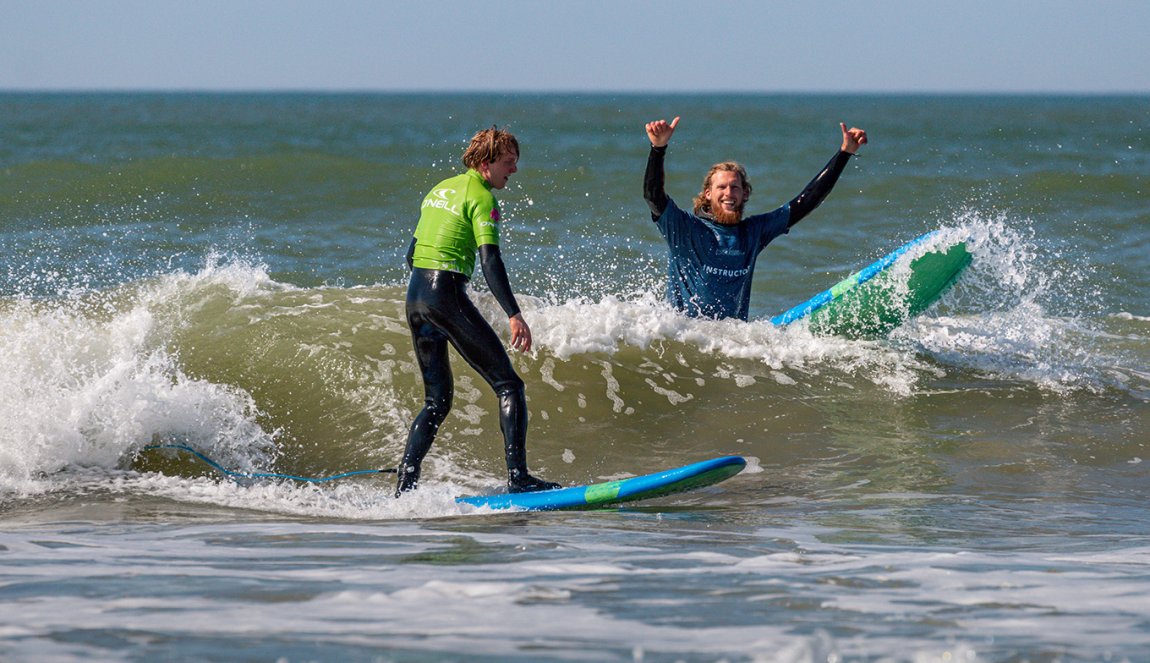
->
[3, 0, 1149, 94]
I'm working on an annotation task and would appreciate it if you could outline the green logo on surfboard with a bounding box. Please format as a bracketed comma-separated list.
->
[584, 480, 623, 503]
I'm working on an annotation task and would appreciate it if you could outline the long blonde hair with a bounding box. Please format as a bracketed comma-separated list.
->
[692, 161, 752, 216]
[462, 127, 520, 169]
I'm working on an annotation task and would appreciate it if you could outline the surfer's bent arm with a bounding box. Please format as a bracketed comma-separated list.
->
[643, 145, 669, 219]
[786, 150, 852, 228]
[478, 243, 521, 319]
[405, 236, 416, 269]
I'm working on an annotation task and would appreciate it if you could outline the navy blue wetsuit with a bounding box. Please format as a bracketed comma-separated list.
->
[644, 146, 853, 321]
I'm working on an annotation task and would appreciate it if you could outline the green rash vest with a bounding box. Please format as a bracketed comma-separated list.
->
[410, 169, 502, 278]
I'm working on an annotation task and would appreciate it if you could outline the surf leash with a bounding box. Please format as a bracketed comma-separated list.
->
[141, 444, 396, 484]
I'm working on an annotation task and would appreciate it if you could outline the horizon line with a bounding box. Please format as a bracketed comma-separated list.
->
[3, 87, 1149, 97]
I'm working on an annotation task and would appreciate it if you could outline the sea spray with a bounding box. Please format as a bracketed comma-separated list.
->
[0, 261, 281, 494]
[0, 257, 462, 514]
[900, 211, 1149, 397]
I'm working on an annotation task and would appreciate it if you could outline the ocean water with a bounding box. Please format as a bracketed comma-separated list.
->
[1, 92, 1148, 662]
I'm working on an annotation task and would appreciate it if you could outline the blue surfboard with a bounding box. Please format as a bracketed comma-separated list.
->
[456, 456, 746, 512]
[770, 230, 971, 338]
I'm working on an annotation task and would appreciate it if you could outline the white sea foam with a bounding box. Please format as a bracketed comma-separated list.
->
[1, 516, 1142, 661]
[1114, 311, 1150, 322]
[897, 213, 1150, 397]
[0, 257, 282, 496]
[502, 291, 930, 397]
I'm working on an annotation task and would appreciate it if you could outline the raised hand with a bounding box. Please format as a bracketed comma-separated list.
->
[840, 123, 868, 154]
[646, 116, 680, 148]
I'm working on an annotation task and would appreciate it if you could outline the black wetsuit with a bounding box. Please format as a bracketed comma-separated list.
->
[398, 170, 557, 496]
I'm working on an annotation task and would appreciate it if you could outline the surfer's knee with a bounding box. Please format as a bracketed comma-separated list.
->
[494, 381, 527, 428]
[422, 382, 454, 420]
[492, 376, 525, 400]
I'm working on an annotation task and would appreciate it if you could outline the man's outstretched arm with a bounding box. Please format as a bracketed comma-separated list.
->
[787, 123, 868, 227]
[643, 117, 680, 219]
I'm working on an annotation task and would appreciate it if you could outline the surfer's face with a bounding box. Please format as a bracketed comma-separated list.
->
[705, 170, 746, 224]
[480, 150, 519, 189]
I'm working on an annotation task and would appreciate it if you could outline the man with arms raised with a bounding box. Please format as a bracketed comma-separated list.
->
[643, 116, 868, 320]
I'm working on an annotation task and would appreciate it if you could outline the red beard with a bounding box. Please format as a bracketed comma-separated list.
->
[712, 205, 743, 225]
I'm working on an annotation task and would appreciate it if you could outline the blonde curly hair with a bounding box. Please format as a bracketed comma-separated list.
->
[462, 127, 520, 170]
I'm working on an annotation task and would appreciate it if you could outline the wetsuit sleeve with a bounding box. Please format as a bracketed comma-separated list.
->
[644, 145, 669, 219]
[478, 244, 521, 318]
[405, 236, 416, 269]
[787, 150, 853, 228]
